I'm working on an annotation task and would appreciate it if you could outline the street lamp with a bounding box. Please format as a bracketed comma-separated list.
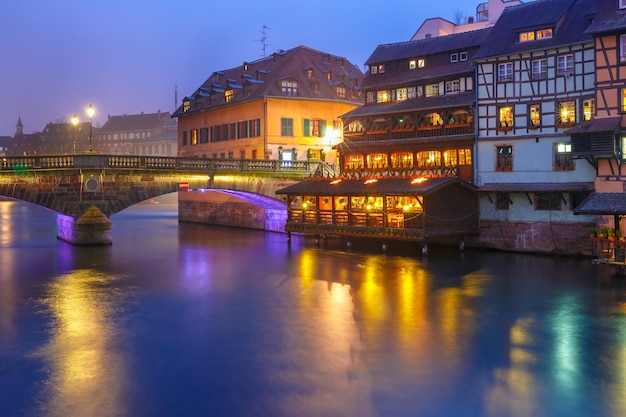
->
[86, 104, 95, 152]
[71, 114, 79, 154]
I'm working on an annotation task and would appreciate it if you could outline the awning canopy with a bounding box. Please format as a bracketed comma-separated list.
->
[478, 182, 594, 193]
[574, 192, 626, 215]
[567, 116, 621, 135]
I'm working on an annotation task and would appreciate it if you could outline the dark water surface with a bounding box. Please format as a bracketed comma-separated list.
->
[1, 195, 625, 417]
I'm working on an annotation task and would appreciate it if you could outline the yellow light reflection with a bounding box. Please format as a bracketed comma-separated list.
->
[34, 270, 129, 417]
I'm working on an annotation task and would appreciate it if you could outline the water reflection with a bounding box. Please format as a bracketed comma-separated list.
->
[33, 269, 130, 417]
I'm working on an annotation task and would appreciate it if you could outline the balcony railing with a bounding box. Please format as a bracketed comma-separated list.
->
[344, 123, 474, 143]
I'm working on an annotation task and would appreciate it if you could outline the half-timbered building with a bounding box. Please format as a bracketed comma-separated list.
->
[472, 0, 598, 255]
[337, 28, 492, 183]
[571, 0, 626, 234]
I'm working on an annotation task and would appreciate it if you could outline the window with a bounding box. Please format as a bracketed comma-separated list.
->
[557, 55, 574, 75]
[377, 90, 390, 103]
[496, 193, 510, 210]
[583, 98, 595, 121]
[622, 88, 626, 112]
[378, 65, 385, 73]
[450, 53, 459, 63]
[370, 66, 377, 74]
[409, 60, 416, 69]
[496, 145, 513, 170]
[306, 69, 313, 78]
[304, 119, 324, 137]
[281, 118, 293, 136]
[396, 88, 408, 101]
[498, 62, 513, 82]
[407, 86, 417, 99]
[336, 86, 346, 98]
[416, 150, 441, 167]
[621, 34, 626, 62]
[532, 59, 548, 79]
[445, 80, 460, 94]
[555, 143, 574, 170]
[520, 31, 535, 42]
[621, 0, 626, 10]
[390, 152, 413, 169]
[425, 84, 439, 97]
[367, 153, 388, 169]
[371, 64, 385, 74]
[534, 193, 562, 211]
[499, 106, 514, 129]
[225, 89, 233, 102]
[418, 59, 425, 68]
[537, 29, 553, 39]
[344, 155, 364, 169]
[281, 80, 298, 96]
[529, 104, 541, 127]
[366, 91, 375, 104]
[409, 59, 424, 69]
[460, 51, 468, 61]
[557, 101, 576, 125]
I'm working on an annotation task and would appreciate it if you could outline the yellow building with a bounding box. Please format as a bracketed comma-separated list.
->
[173, 46, 364, 167]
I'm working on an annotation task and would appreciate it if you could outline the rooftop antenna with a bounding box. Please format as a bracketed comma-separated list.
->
[258, 25, 271, 58]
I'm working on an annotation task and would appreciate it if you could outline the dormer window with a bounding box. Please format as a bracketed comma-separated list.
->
[450, 53, 459, 63]
[225, 89, 234, 102]
[281, 80, 298, 96]
[306, 69, 313, 78]
[460, 51, 468, 61]
[371, 64, 385, 74]
[520, 28, 553, 42]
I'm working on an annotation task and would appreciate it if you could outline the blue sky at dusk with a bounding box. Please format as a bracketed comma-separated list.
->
[1, 0, 483, 136]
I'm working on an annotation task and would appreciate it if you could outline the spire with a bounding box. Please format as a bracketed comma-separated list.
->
[16, 114, 23, 136]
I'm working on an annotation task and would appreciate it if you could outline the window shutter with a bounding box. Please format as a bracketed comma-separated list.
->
[321, 120, 327, 137]
[303, 119, 310, 136]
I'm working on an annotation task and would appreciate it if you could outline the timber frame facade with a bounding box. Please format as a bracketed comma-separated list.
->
[336, 29, 492, 184]
[472, 0, 599, 255]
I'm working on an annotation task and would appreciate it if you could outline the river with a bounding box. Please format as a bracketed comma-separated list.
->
[1, 194, 625, 417]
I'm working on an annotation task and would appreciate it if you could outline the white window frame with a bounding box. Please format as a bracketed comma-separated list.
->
[498, 62, 513, 82]
[445, 80, 460, 94]
[409, 60, 416, 70]
[532, 58, 548, 79]
[621, 0, 626, 9]
[425, 84, 439, 97]
[459, 51, 468, 61]
[557, 55, 574, 76]
[450, 53, 459, 63]
[396, 88, 408, 102]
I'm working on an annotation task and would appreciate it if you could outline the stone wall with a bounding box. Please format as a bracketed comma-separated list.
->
[467, 219, 595, 256]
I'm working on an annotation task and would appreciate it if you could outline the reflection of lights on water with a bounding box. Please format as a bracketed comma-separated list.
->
[34, 270, 129, 417]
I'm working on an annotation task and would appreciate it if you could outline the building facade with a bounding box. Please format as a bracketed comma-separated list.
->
[94, 111, 173, 155]
[172, 46, 364, 167]
[472, 0, 599, 255]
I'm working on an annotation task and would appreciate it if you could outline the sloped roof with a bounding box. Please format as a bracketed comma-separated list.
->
[99, 112, 172, 133]
[174, 45, 364, 117]
[473, 0, 598, 60]
[574, 192, 626, 215]
[276, 177, 476, 196]
[585, 0, 626, 34]
[478, 182, 594, 192]
[567, 116, 621, 135]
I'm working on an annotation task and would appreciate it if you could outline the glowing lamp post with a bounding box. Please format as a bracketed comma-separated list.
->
[71, 114, 79, 154]
[86, 104, 95, 152]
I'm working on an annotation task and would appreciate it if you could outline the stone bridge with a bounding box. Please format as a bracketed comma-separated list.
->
[0, 154, 325, 244]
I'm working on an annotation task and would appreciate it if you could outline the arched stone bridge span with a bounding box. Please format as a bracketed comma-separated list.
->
[0, 154, 319, 244]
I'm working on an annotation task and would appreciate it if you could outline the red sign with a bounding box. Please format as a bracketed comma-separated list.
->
[179, 181, 189, 191]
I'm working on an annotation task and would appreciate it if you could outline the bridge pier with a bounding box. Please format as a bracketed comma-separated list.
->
[57, 205, 113, 245]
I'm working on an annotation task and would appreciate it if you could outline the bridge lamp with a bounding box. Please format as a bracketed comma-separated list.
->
[86, 104, 95, 152]
[71, 114, 79, 154]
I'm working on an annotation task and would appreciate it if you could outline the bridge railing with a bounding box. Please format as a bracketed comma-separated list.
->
[1, 154, 322, 176]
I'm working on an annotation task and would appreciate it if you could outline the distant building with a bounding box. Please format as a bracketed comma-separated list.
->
[6, 116, 43, 156]
[410, 0, 522, 41]
[133, 117, 178, 156]
[172, 45, 364, 166]
[94, 111, 173, 155]
[0, 136, 11, 157]
[39, 120, 92, 155]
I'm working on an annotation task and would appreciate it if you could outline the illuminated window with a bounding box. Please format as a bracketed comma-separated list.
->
[191, 129, 198, 145]
[425, 84, 439, 97]
[303, 119, 323, 137]
[557, 55, 574, 75]
[281, 80, 298, 96]
[537, 29, 553, 39]
[396, 88, 408, 101]
[532, 59, 548, 79]
[622, 88, 626, 112]
[443, 150, 458, 166]
[377, 90, 390, 103]
[583, 98, 595, 121]
[225, 89, 233, 102]
[555, 143, 574, 170]
[366, 153, 388, 169]
[391, 152, 413, 168]
[418, 59, 425, 68]
[529, 104, 541, 127]
[336, 86, 346, 98]
[409, 60, 416, 69]
[371, 66, 377, 74]
[378, 65, 385, 73]
[498, 62, 513, 82]
[416, 150, 441, 167]
[344, 154, 364, 169]
[558, 101, 576, 125]
[496, 145, 512, 171]
[347, 121, 364, 132]
[445, 80, 460, 94]
[520, 31, 535, 42]
[499, 106, 514, 128]
[458, 148, 472, 165]
[183, 99, 191, 112]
